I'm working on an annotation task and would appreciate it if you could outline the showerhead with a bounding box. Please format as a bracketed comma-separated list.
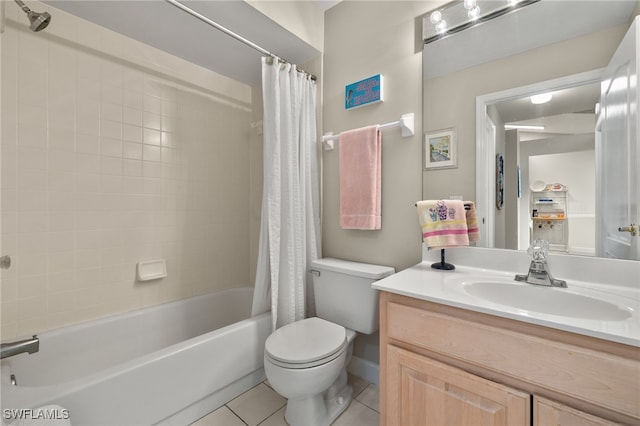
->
[14, 0, 51, 32]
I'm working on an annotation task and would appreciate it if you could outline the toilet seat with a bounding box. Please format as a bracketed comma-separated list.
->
[265, 317, 347, 369]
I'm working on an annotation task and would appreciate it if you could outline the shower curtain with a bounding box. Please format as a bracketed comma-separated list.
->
[251, 58, 321, 330]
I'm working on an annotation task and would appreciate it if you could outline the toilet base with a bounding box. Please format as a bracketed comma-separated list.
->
[284, 384, 353, 426]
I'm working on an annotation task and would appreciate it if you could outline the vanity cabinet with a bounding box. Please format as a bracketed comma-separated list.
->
[379, 291, 640, 426]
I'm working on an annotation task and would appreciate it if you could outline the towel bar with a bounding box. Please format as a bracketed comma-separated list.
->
[322, 113, 414, 150]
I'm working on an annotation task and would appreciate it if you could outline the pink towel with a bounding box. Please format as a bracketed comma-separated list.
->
[464, 201, 480, 243]
[339, 125, 381, 230]
[416, 200, 472, 249]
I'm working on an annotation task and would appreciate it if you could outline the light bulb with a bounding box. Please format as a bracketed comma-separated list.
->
[468, 5, 481, 19]
[463, 0, 477, 10]
[430, 10, 442, 24]
[436, 20, 447, 33]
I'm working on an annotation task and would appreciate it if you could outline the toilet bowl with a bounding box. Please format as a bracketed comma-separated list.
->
[264, 317, 355, 426]
[263, 258, 395, 426]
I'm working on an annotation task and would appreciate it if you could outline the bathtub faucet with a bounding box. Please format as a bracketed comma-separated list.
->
[1, 335, 39, 359]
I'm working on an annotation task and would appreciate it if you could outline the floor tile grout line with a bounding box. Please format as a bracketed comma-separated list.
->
[224, 404, 250, 426]
[210, 378, 375, 425]
[255, 403, 287, 426]
[350, 399, 381, 415]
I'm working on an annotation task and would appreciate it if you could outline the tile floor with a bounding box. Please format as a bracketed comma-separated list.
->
[191, 375, 379, 426]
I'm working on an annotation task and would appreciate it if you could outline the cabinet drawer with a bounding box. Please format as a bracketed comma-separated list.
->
[386, 301, 640, 418]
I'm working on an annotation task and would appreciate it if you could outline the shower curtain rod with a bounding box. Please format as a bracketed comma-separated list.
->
[165, 0, 317, 81]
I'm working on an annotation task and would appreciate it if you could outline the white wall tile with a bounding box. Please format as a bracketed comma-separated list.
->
[18, 168, 47, 191]
[143, 144, 161, 162]
[48, 211, 76, 232]
[76, 153, 101, 174]
[143, 112, 161, 130]
[17, 232, 48, 255]
[17, 190, 47, 212]
[123, 107, 143, 126]
[101, 84, 123, 106]
[101, 120, 123, 140]
[17, 146, 48, 170]
[123, 124, 143, 143]
[76, 249, 101, 270]
[101, 156, 123, 176]
[142, 161, 161, 178]
[50, 149, 77, 171]
[101, 137, 123, 158]
[48, 250, 76, 274]
[76, 173, 100, 193]
[48, 271, 77, 293]
[123, 141, 143, 160]
[48, 192, 77, 212]
[77, 134, 100, 155]
[123, 159, 142, 177]
[48, 171, 75, 192]
[49, 130, 76, 152]
[48, 291, 77, 315]
[102, 102, 123, 122]
[1, 0, 254, 339]
[143, 128, 161, 146]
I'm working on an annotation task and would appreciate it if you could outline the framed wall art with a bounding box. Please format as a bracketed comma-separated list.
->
[424, 128, 457, 170]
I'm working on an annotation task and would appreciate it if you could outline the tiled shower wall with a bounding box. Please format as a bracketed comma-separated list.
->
[1, 1, 256, 339]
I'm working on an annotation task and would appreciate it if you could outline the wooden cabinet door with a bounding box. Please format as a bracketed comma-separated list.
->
[534, 396, 621, 426]
[385, 345, 529, 426]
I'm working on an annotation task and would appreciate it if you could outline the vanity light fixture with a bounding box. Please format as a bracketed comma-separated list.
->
[504, 124, 545, 130]
[423, 0, 539, 44]
[530, 92, 553, 104]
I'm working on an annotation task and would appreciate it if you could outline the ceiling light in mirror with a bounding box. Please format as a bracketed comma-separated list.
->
[530, 92, 553, 104]
[504, 124, 545, 130]
[423, 0, 540, 44]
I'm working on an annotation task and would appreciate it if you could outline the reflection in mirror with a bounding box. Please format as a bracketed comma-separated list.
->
[480, 73, 601, 256]
[422, 0, 639, 260]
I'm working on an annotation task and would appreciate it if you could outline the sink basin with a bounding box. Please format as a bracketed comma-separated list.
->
[463, 282, 633, 321]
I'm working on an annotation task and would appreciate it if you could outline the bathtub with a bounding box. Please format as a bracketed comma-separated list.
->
[1, 287, 271, 426]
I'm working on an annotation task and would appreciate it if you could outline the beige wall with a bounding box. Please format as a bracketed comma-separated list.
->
[323, 1, 445, 273]
[245, 1, 325, 52]
[323, 1, 445, 366]
[1, 1, 256, 339]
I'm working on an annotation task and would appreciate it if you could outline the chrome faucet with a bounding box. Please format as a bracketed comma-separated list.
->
[515, 240, 567, 288]
[1, 335, 39, 359]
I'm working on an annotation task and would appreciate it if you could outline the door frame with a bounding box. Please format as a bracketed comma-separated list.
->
[475, 68, 605, 248]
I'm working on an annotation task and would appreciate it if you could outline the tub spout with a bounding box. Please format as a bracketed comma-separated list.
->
[1, 335, 39, 359]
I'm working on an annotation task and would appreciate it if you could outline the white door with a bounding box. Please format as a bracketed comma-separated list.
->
[597, 17, 639, 260]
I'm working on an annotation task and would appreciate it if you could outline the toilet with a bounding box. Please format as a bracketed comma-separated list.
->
[264, 258, 395, 426]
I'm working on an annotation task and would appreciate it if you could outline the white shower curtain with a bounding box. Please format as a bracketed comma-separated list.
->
[251, 58, 321, 330]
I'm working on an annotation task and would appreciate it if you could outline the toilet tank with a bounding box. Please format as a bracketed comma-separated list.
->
[310, 258, 395, 334]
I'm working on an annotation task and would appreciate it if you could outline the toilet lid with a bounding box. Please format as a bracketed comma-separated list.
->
[265, 317, 346, 366]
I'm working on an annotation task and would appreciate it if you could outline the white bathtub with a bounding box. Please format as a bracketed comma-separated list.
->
[1, 287, 271, 426]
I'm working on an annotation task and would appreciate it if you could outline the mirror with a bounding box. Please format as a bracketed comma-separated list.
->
[422, 0, 638, 260]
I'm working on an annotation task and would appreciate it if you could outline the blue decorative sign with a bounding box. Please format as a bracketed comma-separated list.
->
[345, 74, 383, 110]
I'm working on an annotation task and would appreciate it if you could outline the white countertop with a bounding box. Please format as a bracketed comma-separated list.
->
[373, 261, 640, 347]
